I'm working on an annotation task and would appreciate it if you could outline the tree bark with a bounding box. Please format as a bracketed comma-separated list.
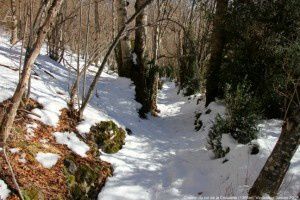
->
[205, 0, 228, 106]
[248, 108, 300, 198]
[133, 0, 151, 117]
[150, 0, 164, 116]
[82, 0, 92, 99]
[69, 0, 83, 109]
[10, 0, 18, 45]
[0, 0, 64, 145]
[115, 0, 132, 77]
[79, 0, 154, 118]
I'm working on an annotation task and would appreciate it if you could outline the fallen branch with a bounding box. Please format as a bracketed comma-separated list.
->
[43, 70, 56, 79]
[0, 63, 18, 71]
[3, 146, 25, 200]
[18, 109, 41, 118]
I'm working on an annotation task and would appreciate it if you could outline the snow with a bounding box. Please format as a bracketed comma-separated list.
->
[19, 153, 27, 163]
[36, 152, 60, 169]
[0, 179, 10, 200]
[26, 123, 38, 138]
[52, 132, 90, 157]
[0, 31, 298, 199]
[0, 32, 69, 128]
[9, 148, 20, 154]
[98, 80, 300, 199]
[132, 53, 137, 65]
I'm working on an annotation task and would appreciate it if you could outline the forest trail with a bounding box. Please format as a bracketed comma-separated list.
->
[0, 34, 298, 200]
[97, 78, 207, 200]
[96, 73, 299, 199]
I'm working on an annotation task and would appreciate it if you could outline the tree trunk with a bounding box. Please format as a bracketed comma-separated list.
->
[133, 0, 151, 117]
[248, 107, 300, 198]
[115, 0, 132, 77]
[10, 0, 18, 45]
[79, 0, 154, 118]
[82, 0, 91, 99]
[69, 0, 83, 109]
[93, 0, 101, 65]
[150, 0, 163, 116]
[205, 0, 228, 106]
[0, 0, 64, 146]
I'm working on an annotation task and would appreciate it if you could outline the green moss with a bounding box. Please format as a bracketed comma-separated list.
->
[63, 155, 108, 200]
[75, 164, 98, 184]
[22, 186, 44, 200]
[89, 121, 126, 154]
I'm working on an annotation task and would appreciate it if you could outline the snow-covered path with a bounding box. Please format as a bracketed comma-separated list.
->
[97, 75, 299, 200]
[98, 81, 208, 200]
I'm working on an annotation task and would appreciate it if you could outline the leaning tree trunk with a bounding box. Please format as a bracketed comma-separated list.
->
[133, 0, 151, 117]
[10, 0, 18, 45]
[0, 0, 64, 146]
[205, 0, 228, 106]
[115, 0, 132, 77]
[248, 107, 300, 198]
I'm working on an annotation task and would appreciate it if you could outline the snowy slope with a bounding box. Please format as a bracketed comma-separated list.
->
[0, 31, 299, 200]
[98, 80, 300, 199]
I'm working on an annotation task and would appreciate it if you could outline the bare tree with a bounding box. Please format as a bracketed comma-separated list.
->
[82, 0, 92, 98]
[0, 0, 65, 146]
[149, 0, 166, 116]
[10, 0, 18, 45]
[132, 0, 151, 117]
[115, 0, 132, 77]
[78, 0, 154, 118]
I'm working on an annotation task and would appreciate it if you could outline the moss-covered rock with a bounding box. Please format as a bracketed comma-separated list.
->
[89, 121, 126, 154]
[63, 155, 112, 200]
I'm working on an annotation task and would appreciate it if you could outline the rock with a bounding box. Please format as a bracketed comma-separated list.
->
[250, 143, 260, 155]
[125, 127, 133, 135]
[195, 121, 203, 131]
[64, 155, 112, 200]
[222, 158, 229, 163]
[89, 121, 126, 154]
[205, 109, 212, 114]
[64, 158, 77, 174]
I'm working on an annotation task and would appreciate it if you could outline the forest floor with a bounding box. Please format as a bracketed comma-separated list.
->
[0, 31, 299, 199]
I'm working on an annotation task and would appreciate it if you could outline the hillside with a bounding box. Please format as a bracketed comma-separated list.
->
[0, 31, 299, 199]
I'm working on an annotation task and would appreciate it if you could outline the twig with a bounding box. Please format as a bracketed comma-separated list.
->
[3, 146, 24, 200]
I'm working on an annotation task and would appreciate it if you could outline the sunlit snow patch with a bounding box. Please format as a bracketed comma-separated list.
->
[36, 152, 60, 168]
[0, 179, 10, 199]
[53, 132, 89, 157]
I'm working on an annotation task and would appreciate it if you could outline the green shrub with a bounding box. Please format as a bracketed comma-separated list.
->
[218, 0, 300, 118]
[207, 114, 230, 158]
[208, 81, 260, 158]
[224, 81, 260, 144]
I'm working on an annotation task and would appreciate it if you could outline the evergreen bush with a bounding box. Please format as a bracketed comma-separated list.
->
[224, 82, 260, 144]
[208, 81, 260, 158]
[207, 114, 230, 158]
[218, 0, 300, 118]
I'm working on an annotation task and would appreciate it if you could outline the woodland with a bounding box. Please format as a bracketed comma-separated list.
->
[0, 0, 298, 199]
